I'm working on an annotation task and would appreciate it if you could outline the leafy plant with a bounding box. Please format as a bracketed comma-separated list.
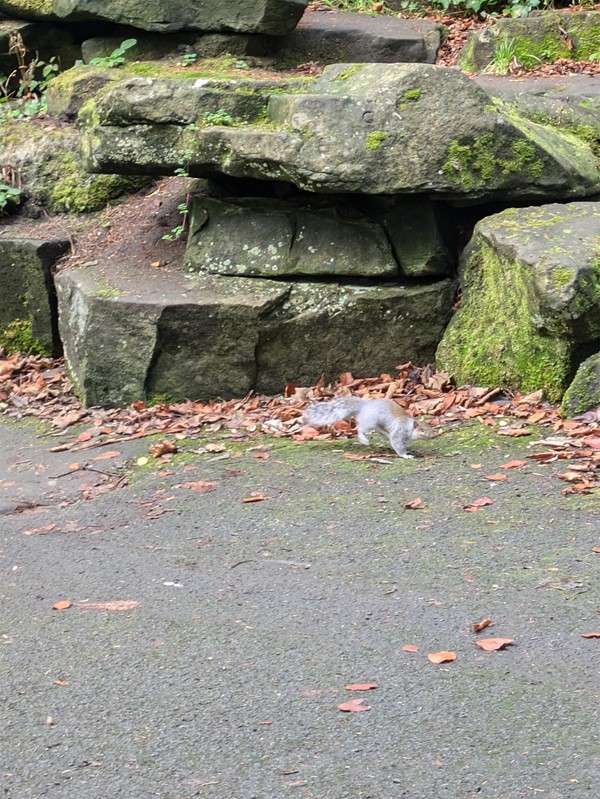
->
[0, 32, 60, 118]
[162, 202, 190, 241]
[89, 39, 137, 68]
[198, 109, 237, 127]
[0, 180, 21, 212]
[483, 35, 518, 73]
[178, 52, 198, 67]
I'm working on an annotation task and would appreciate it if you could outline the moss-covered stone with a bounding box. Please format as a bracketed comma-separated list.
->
[561, 353, 600, 416]
[0, 318, 48, 355]
[442, 133, 544, 191]
[437, 202, 600, 401]
[461, 11, 600, 73]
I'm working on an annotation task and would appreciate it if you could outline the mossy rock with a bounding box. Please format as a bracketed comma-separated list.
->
[461, 11, 600, 73]
[436, 201, 600, 401]
[561, 353, 600, 416]
[0, 118, 147, 213]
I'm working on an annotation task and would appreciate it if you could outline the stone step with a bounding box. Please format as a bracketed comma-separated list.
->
[55, 260, 454, 406]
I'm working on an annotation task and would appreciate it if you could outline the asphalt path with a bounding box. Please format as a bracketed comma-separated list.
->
[1, 417, 599, 799]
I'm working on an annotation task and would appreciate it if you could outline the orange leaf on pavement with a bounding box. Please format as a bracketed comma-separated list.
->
[581, 632, 600, 639]
[338, 699, 371, 712]
[404, 498, 425, 509]
[345, 683, 379, 691]
[475, 637, 513, 651]
[427, 651, 456, 664]
[52, 600, 72, 611]
[242, 494, 268, 503]
[483, 473, 507, 481]
[402, 644, 419, 653]
[501, 459, 527, 469]
[473, 618, 492, 633]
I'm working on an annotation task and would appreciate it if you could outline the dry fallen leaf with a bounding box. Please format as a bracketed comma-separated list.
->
[76, 600, 139, 612]
[501, 459, 527, 469]
[498, 427, 531, 437]
[338, 699, 371, 712]
[464, 496, 494, 511]
[52, 600, 72, 611]
[404, 497, 425, 509]
[92, 450, 122, 461]
[473, 618, 492, 633]
[149, 440, 178, 458]
[427, 651, 456, 664]
[345, 683, 379, 691]
[242, 493, 268, 503]
[402, 644, 419, 653]
[483, 473, 507, 481]
[581, 632, 600, 639]
[475, 637, 514, 651]
[181, 480, 218, 493]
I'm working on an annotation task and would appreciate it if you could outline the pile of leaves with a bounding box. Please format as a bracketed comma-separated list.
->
[1, 351, 599, 495]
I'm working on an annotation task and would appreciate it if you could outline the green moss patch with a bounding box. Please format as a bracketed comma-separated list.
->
[0, 318, 49, 356]
[437, 242, 571, 401]
[442, 133, 543, 191]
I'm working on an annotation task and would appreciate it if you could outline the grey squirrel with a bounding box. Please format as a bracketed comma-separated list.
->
[303, 397, 438, 459]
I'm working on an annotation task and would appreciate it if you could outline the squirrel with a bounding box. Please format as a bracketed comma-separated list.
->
[303, 397, 439, 459]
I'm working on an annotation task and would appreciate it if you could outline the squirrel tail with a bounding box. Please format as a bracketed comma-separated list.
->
[303, 397, 364, 427]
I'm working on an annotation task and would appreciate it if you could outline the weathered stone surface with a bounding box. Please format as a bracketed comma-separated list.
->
[561, 353, 600, 416]
[0, 237, 69, 356]
[371, 196, 456, 277]
[436, 201, 600, 402]
[0, 0, 309, 35]
[476, 74, 600, 139]
[277, 8, 441, 64]
[80, 32, 272, 65]
[185, 196, 398, 278]
[55, 261, 453, 405]
[0, 118, 146, 213]
[46, 65, 117, 118]
[255, 279, 455, 394]
[461, 11, 600, 72]
[80, 63, 600, 201]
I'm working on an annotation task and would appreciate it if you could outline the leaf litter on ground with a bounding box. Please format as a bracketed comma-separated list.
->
[1, 352, 598, 498]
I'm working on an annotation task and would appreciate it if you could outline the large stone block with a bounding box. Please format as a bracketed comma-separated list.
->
[277, 8, 442, 64]
[185, 196, 399, 278]
[0, 0, 309, 35]
[79, 63, 600, 201]
[437, 201, 600, 401]
[55, 262, 454, 405]
[0, 237, 69, 356]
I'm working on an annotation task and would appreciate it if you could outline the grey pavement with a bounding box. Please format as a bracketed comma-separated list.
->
[1, 417, 599, 799]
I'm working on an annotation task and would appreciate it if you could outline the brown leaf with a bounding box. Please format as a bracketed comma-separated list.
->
[242, 493, 268, 503]
[483, 473, 507, 481]
[52, 600, 72, 611]
[427, 651, 457, 664]
[284, 382, 297, 398]
[402, 644, 419, 653]
[592, 547, 600, 554]
[498, 427, 531, 437]
[345, 683, 379, 691]
[92, 450, 121, 461]
[76, 600, 139, 612]
[583, 436, 600, 449]
[205, 443, 227, 453]
[581, 632, 600, 639]
[181, 480, 218, 493]
[404, 497, 425, 509]
[464, 496, 494, 511]
[149, 440, 178, 458]
[501, 459, 528, 469]
[473, 618, 492, 633]
[475, 637, 513, 651]
[338, 699, 371, 712]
